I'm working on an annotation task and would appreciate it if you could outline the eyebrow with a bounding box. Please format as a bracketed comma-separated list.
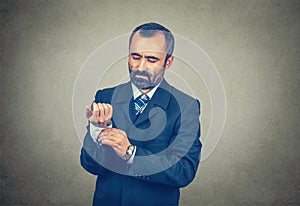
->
[130, 52, 161, 60]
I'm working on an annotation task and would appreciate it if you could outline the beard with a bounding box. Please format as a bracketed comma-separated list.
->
[129, 64, 165, 90]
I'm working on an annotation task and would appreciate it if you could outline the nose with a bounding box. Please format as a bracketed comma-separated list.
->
[137, 57, 147, 70]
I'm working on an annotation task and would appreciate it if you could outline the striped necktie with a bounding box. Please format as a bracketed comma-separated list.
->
[134, 94, 150, 115]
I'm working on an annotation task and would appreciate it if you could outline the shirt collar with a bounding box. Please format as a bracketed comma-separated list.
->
[131, 82, 161, 100]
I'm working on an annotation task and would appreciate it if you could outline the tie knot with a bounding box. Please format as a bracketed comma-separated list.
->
[139, 94, 149, 102]
[134, 94, 150, 115]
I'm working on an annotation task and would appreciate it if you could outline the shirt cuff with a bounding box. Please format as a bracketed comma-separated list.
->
[89, 123, 112, 143]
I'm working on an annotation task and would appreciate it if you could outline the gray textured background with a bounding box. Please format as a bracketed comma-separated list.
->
[1, 0, 299, 205]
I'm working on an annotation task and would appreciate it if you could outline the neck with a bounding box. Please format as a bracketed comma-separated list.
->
[139, 88, 151, 94]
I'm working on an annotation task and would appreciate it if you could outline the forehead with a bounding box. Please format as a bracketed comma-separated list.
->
[129, 31, 166, 53]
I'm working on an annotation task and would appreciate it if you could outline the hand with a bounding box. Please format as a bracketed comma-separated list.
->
[86, 103, 113, 127]
[98, 128, 131, 158]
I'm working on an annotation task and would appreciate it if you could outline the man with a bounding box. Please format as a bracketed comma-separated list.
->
[80, 22, 202, 206]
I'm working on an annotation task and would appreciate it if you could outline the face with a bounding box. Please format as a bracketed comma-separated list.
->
[128, 31, 174, 91]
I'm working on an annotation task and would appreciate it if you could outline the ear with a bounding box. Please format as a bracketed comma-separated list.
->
[165, 56, 174, 70]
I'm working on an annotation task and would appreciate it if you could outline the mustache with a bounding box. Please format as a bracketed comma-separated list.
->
[130, 70, 151, 79]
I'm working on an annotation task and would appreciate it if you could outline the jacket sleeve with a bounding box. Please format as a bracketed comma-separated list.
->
[80, 129, 108, 176]
[80, 127, 129, 176]
[80, 89, 128, 176]
[128, 99, 202, 188]
[80, 90, 105, 175]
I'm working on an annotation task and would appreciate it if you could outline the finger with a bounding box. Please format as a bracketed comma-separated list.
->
[102, 104, 111, 122]
[98, 133, 119, 142]
[100, 129, 125, 140]
[101, 104, 108, 122]
[86, 106, 92, 118]
[105, 128, 126, 137]
[105, 104, 113, 121]
[99, 128, 115, 136]
[88, 104, 95, 121]
[118, 129, 127, 137]
[88, 103, 99, 122]
[99, 132, 126, 146]
[97, 103, 105, 122]
[100, 138, 119, 148]
[96, 103, 102, 121]
[108, 104, 113, 119]
[92, 103, 100, 117]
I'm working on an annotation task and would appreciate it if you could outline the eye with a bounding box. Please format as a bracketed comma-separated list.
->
[131, 55, 141, 60]
[147, 58, 158, 63]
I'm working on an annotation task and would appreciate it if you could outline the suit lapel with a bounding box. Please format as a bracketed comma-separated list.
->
[112, 82, 135, 126]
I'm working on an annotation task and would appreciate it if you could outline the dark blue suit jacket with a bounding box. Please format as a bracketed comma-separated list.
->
[80, 80, 201, 206]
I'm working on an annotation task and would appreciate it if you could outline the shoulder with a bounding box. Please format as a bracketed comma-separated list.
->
[162, 80, 200, 110]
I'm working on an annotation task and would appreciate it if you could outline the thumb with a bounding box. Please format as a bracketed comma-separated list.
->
[86, 106, 92, 118]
